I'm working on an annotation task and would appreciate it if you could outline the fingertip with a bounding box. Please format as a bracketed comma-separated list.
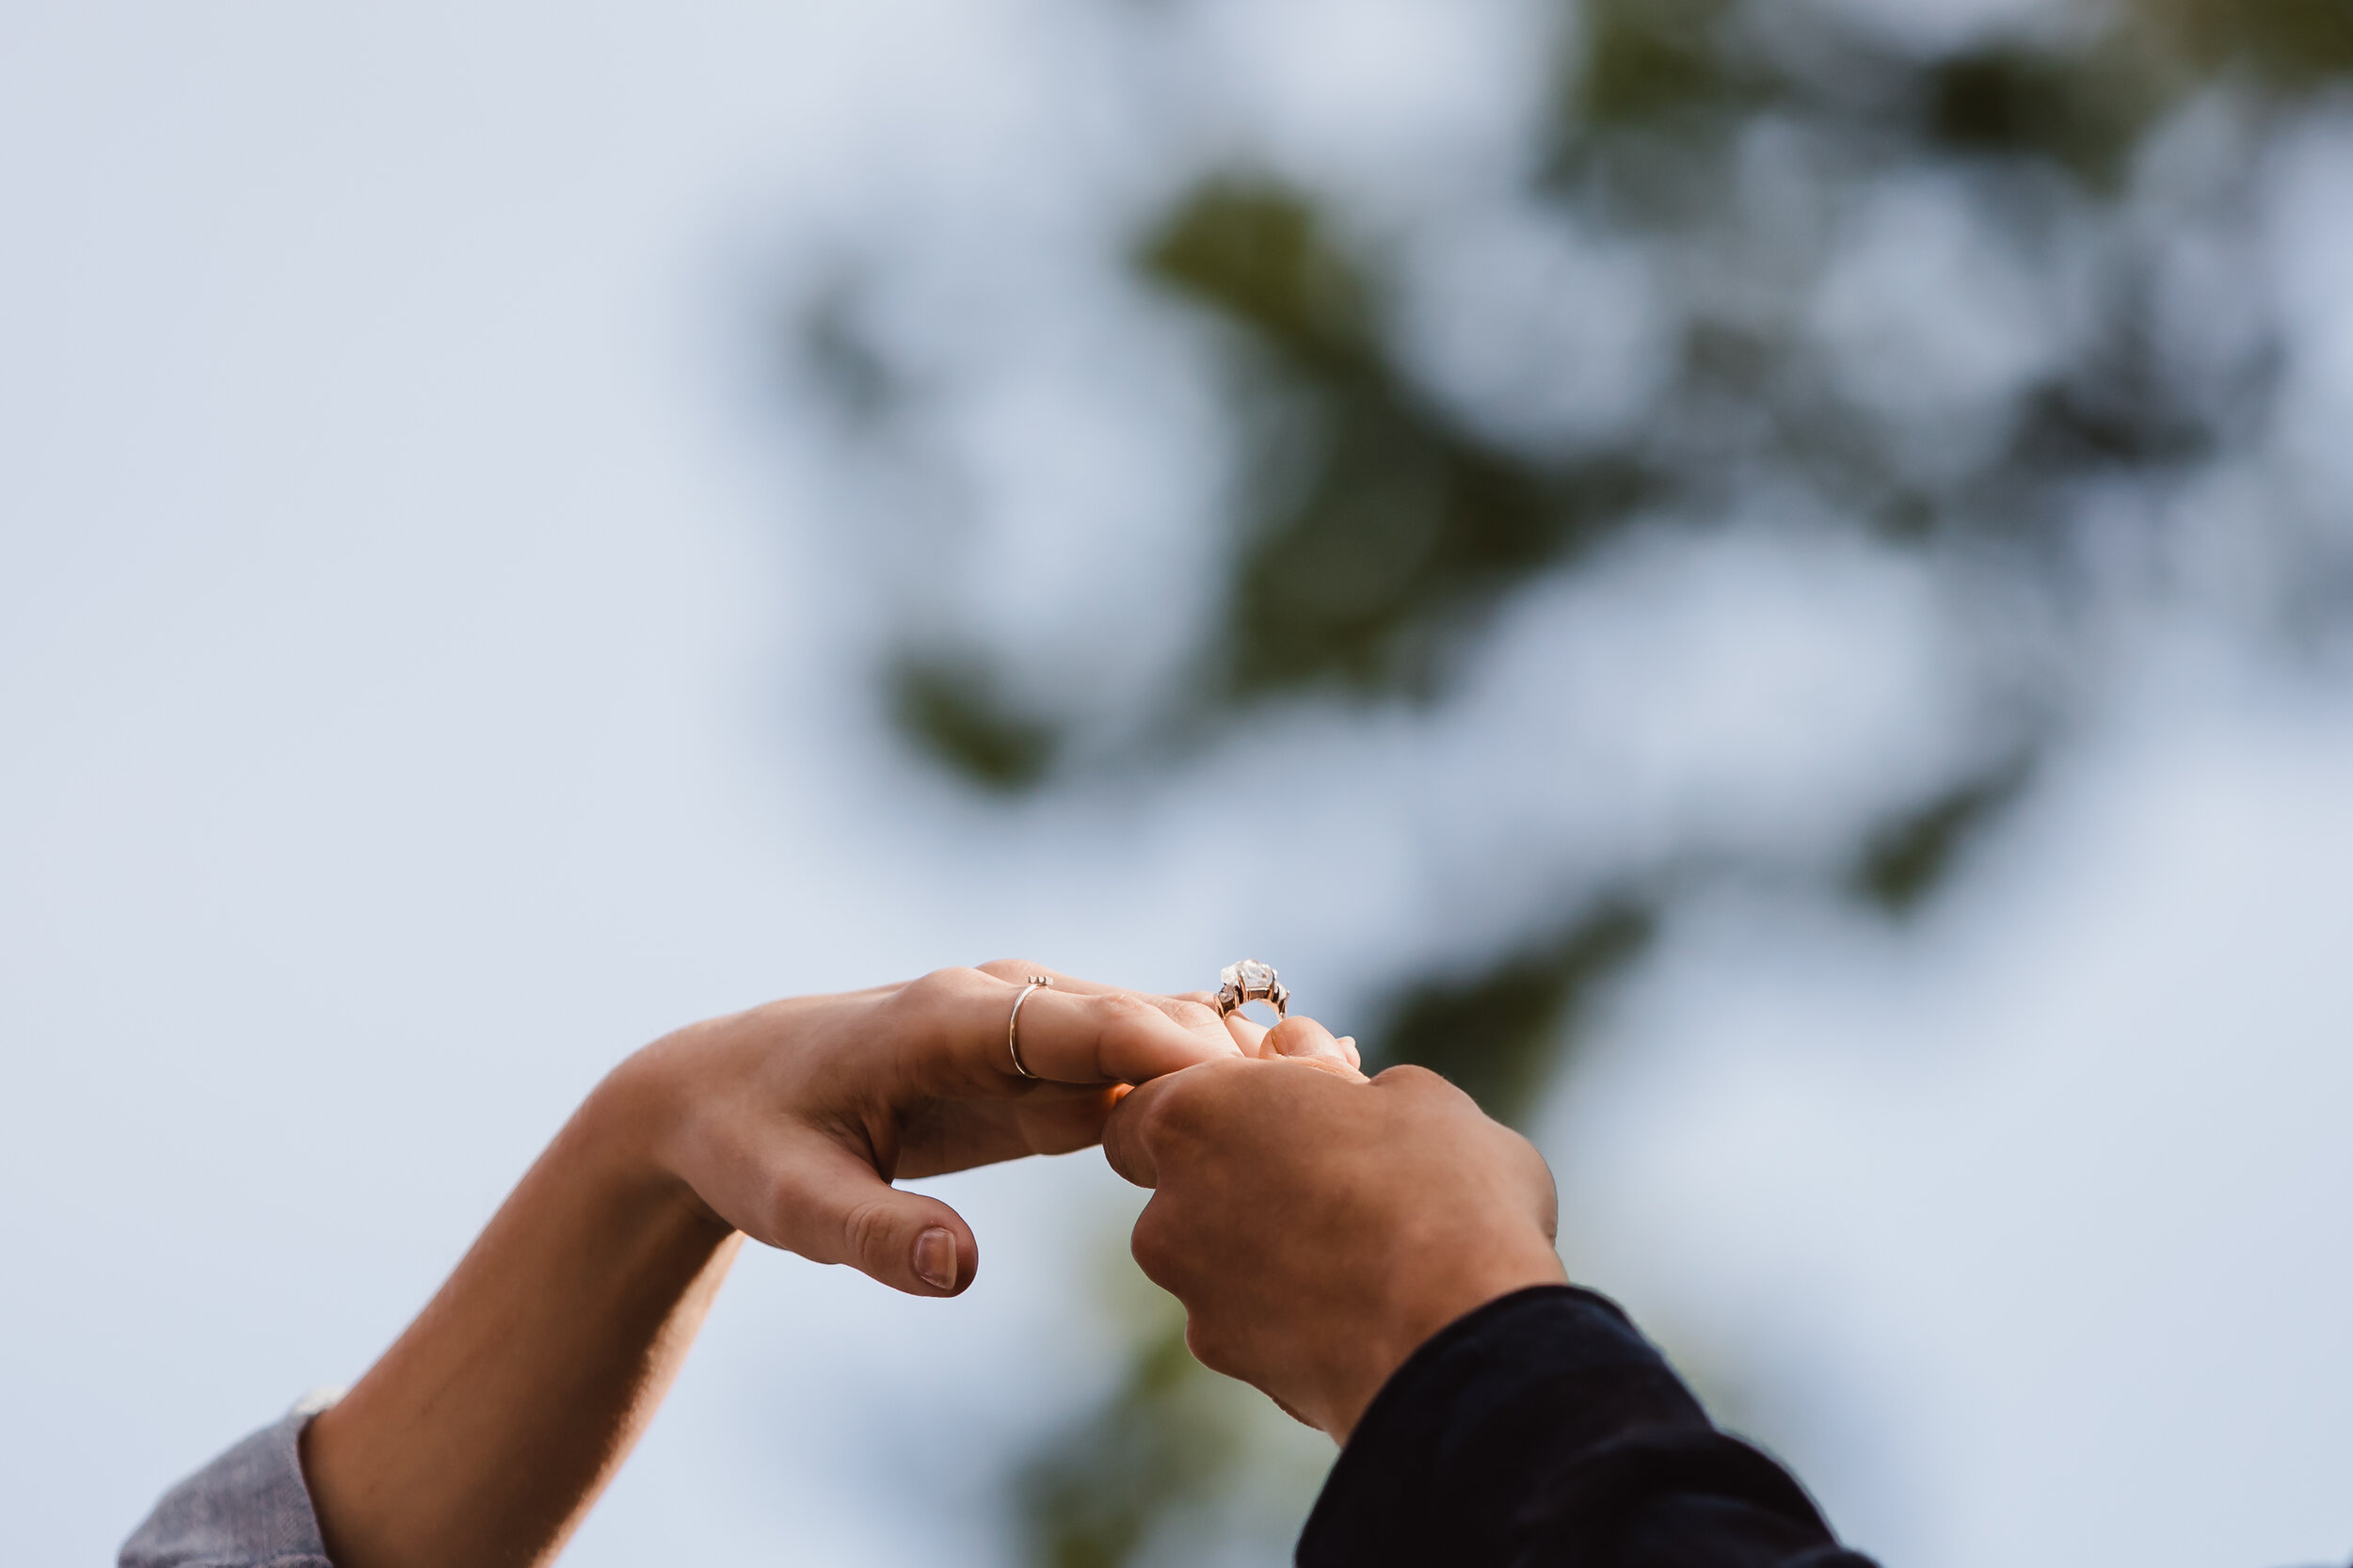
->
[1263, 1016, 1353, 1068]
[825, 1171, 979, 1297]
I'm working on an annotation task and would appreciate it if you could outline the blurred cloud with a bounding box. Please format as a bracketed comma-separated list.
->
[1397, 203, 1671, 455]
[1553, 639, 2353, 1568]
[1811, 169, 2081, 481]
[2265, 108, 2353, 518]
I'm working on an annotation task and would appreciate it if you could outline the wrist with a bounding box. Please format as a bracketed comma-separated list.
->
[576, 1042, 736, 1246]
[1329, 1241, 1567, 1440]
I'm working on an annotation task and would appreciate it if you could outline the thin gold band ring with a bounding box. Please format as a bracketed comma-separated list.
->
[1007, 975, 1052, 1080]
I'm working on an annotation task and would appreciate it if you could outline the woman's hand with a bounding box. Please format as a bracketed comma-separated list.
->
[303, 962, 1261, 1568]
[617, 961, 1253, 1295]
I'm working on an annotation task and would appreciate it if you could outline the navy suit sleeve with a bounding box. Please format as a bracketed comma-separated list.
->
[1297, 1287, 1877, 1568]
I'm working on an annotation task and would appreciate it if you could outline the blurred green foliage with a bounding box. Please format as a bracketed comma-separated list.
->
[889, 653, 1061, 791]
[798, 0, 2353, 1560]
[1139, 183, 1379, 380]
[1372, 900, 1655, 1126]
[873, 0, 2352, 790]
[2148, 0, 2353, 88]
[1142, 182, 1656, 699]
[1016, 1324, 1238, 1568]
[1571, 0, 1769, 135]
[1850, 758, 2035, 917]
[803, 286, 900, 428]
[1924, 45, 2148, 184]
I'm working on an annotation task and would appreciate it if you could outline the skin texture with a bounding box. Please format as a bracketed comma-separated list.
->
[1103, 1016, 1569, 1442]
[300, 962, 1334, 1568]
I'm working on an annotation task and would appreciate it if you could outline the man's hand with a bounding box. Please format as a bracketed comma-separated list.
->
[1101, 1019, 1568, 1441]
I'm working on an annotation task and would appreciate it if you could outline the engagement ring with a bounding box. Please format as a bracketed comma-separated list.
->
[1215, 958, 1289, 1020]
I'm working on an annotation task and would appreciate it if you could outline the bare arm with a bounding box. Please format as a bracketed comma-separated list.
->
[299, 964, 1268, 1568]
[301, 1064, 738, 1568]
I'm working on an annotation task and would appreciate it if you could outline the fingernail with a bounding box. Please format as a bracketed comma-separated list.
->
[914, 1227, 958, 1292]
[1337, 1035, 1361, 1066]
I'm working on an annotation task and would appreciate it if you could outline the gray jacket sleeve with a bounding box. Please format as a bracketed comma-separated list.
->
[120, 1411, 334, 1568]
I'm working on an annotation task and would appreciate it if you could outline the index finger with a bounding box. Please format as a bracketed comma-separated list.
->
[1101, 1068, 1183, 1188]
[1102, 1054, 1353, 1187]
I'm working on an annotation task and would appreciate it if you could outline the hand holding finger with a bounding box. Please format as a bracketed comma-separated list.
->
[1101, 1055, 1565, 1441]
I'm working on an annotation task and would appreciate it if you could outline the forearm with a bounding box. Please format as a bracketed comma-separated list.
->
[301, 1054, 740, 1568]
[126, 967, 1241, 1568]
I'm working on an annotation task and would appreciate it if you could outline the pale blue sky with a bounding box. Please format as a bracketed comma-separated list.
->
[4, 6, 2351, 1567]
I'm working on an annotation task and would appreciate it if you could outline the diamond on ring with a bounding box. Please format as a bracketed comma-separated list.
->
[1215, 958, 1289, 1020]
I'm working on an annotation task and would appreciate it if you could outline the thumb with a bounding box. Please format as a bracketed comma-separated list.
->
[783, 1144, 979, 1297]
[1100, 1076, 1164, 1189]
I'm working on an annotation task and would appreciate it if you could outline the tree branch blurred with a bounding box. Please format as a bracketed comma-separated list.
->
[780, 0, 2353, 1559]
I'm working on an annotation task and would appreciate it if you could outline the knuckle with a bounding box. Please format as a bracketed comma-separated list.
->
[1090, 989, 1153, 1025]
[1160, 994, 1224, 1031]
[1128, 1078, 1197, 1147]
[1373, 1063, 1453, 1096]
[931, 965, 990, 996]
[1151, 1056, 1253, 1128]
[1183, 1317, 1240, 1378]
[1128, 1202, 1184, 1284]
[896, 966, 999, 1029]
[897, 968, 968, 1012]
[974, 957, 1043, 984]
[840, 1195, 899, 1266]
[1149, 1094, 1207, 1145]
[760, 1178, 814, 1256]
